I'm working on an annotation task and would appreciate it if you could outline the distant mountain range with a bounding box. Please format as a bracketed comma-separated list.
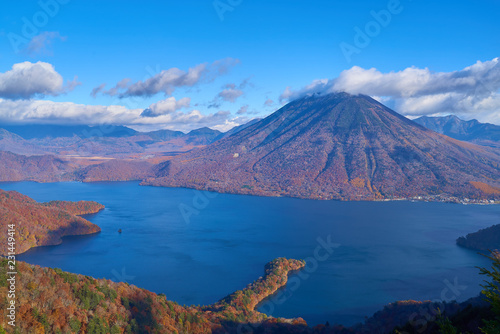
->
[414, 115, 500, 147]
[0, 124, 137, 139]
[0, 125, 224, 158]
[0, 123, 252, 182]
[144, 93, 500, 201]
[0, 123, 224, 142]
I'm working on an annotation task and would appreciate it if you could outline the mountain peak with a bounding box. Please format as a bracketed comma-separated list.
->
[265, 90, 421, 137]
[187, 127, 220, 135]
[144, 95, 500, 201]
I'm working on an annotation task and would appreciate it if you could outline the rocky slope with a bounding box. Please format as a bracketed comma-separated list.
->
[0, 189, 104, 255]
[144, 93, 500, 201]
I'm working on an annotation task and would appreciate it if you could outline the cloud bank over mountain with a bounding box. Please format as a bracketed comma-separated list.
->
[0, 98, 238, 132]
[280, 57, 500, 124]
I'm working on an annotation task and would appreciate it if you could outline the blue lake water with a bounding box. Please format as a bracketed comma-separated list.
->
[1, 181, 498, 326]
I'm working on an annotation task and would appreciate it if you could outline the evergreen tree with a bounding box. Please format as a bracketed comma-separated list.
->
[479, 252, 500, 333]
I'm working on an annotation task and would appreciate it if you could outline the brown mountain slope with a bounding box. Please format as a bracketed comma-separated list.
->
[0, 150, 155, 183]
[72, 159, 154, 182]
[0, 189, 103, 255]
[144, 93, 500, 201]
[0, 151, 75, 182]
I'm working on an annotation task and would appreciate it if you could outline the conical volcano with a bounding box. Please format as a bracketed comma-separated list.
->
[145, 93, 500, 201]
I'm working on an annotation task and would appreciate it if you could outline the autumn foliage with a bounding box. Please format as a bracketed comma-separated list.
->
[0, 189, 104, 255]
[0, 258, 308, 334]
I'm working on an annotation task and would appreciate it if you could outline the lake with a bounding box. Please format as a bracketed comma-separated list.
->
[1, 181, 498, 326]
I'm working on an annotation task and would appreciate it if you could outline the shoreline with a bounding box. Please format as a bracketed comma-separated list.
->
[2, 179, 499, 204]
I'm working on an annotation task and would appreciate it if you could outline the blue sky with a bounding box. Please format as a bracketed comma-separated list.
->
[0, 0, 499, 131]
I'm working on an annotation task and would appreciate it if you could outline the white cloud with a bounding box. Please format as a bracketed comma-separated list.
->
[218, 84, 244, 102]
[279, 79, 328, 103]
[235, 105, 261, 116]
[0, 98, 140, 125]
[90, 83, 106, 98]
[0, 61, 79, 99]
[236, 105, 249, 115]
[0, 98, 242, 132]
[280, 58, 500, 124]
[211, 118, 246, 132]
[133, 109, 232, 132]
[332, 58, 500, 98]
[208, 79, 251, 108]
[264, 99, 274, 107]
[141, 97, 191, 117]
[25, 31, 66, 56]
[92, 58, 240, 98]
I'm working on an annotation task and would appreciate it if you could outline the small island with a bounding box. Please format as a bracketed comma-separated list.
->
[0, 189, 104, 255]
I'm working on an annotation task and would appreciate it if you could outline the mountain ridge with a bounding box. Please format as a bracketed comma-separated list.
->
[0, 124, 138, 139]
[414, 115, 500, 147]
[0, 124, 227, 159]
